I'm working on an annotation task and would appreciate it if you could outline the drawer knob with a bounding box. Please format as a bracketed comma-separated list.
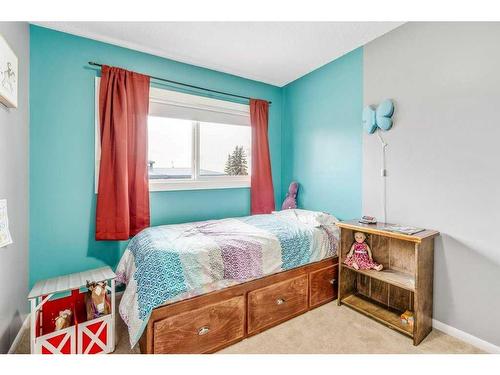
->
[276, 298, 285, 305]
[198, 326, 210, 336]
[329, 278, 337, 285]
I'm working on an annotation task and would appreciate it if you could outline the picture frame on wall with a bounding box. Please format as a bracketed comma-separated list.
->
[0, 199, 13, 248]
[0, 34, 18, 108]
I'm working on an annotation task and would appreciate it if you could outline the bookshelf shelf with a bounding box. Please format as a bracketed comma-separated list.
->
[336, 220, 439, 243]
[342, 294, 413, 337]
[342, 265, 415, 291]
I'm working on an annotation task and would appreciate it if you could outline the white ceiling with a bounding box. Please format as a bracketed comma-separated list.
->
[35, 22, 404, 87]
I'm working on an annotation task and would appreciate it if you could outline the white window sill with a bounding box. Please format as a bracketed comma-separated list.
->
[149, 178, 250, 192]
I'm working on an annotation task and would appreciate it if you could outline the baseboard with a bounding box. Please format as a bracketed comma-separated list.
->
[433, 319, 500, 354]
[7, 313, 30, 354]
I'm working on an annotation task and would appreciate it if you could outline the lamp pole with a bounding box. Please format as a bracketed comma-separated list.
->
[376, 131, 388, 224]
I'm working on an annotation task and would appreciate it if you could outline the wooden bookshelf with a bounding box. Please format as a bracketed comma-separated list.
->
[337, 221, 439, 346]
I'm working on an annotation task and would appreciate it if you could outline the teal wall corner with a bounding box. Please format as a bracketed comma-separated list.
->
[281, 48, 363, 220]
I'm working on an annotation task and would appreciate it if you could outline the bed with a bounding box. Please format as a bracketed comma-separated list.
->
[116, 209, 340, 353]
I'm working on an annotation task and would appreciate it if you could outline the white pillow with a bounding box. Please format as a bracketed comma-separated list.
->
[272, 209, 339, 228]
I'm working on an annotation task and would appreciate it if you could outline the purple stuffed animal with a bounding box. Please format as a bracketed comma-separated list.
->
[282, 181, 299, 210]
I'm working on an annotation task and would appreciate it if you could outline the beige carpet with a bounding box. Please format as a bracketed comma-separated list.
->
[14, 301, 483, 354]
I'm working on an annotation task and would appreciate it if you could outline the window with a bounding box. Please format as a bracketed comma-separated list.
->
[199, 122, 251, 177]
[95, 78, 251, 192]
[148, 117, 193, 180]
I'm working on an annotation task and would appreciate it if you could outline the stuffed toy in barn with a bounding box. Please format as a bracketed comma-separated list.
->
[54, 309, 72, 330]
[85, 280, 111, 320]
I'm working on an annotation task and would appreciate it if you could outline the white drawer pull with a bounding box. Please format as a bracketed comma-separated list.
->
[329, 278, 337, 285]
[276, 298, 285, 305]
[198, 326, 210, 336]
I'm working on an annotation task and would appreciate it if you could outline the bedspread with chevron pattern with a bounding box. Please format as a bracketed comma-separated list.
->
[116, 209, 339, 347]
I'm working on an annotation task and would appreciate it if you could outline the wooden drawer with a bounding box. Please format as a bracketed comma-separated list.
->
[309, 264, 338, 308]
[247, 274, 308, 335]
[153, 295, 245, 353]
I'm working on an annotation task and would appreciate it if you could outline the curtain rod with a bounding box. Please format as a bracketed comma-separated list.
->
[88, 62, 272, 105]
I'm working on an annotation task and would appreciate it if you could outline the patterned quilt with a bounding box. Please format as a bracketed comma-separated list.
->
[116, 209, 339, 347]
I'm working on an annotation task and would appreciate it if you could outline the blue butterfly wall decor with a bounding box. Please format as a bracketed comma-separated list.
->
[362, 99, 395, 134]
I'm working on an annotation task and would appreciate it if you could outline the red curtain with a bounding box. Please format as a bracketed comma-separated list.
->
[250, 99, 275, 214]
[96, 65, 151, 240]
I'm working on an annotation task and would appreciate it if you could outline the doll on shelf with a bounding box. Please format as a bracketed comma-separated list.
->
[344, 231, 383, 271]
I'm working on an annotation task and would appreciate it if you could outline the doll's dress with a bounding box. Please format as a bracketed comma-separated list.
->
[344, 242, 380, 269]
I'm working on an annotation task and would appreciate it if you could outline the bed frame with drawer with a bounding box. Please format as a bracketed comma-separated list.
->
[138, 256, 338, 354]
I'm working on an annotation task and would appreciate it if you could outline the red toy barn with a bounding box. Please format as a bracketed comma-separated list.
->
[28, 267, 116, 355]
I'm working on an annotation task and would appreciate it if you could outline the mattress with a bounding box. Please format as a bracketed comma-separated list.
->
[116, 209, 340, 347]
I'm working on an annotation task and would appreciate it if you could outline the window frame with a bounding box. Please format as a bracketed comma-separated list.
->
[95, 78, 251, 193]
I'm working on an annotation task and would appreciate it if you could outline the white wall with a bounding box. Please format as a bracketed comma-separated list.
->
[363, 22, 500, 347]
[0, 22, 29, 353]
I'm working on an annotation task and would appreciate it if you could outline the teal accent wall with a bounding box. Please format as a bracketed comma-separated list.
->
[30, 25, 364, 287]
[29, 25, 283, 287]
[281, 48, 363, 220]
